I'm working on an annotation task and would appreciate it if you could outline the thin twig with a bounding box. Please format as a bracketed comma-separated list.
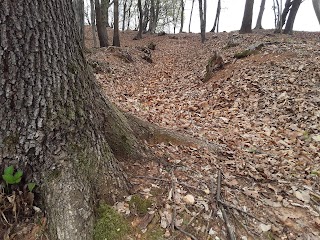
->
[216, 170, 236, 240]
[175, 226, 199, 240]
[171, 170, 176, 234]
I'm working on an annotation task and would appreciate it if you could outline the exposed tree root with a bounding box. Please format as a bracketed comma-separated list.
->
[125, 113, 229, 155]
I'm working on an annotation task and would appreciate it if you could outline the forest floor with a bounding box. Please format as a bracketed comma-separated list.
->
[2, 29, 319, 240]
[86, 29, 320, 240]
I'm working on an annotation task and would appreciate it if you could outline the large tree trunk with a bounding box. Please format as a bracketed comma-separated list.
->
[149, 0, 156, 33]
[113, 0, 121, 46]
[0, 0, 143, 239]
[239, 0, 254, 34]
[254, 0, 266, 29]
[313, 0, 320, 24]
[283, 0, 302, 34]
[96, 0, 109, 46]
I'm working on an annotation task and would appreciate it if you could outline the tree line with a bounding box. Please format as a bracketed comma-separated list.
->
[75, 0, 320, 46]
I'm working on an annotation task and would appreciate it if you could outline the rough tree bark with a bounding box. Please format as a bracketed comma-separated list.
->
[188, 0, 195, 32]
[239, 0, 254, 34]
[313, 0, 320, 24]
[210, 0, 221, 32]
[283, 0, 302, 34]
[149, 0, 156, 33]
[113, 0, 121, 46]
[96, 0, 109, 46]
[0, 0, 143, 239]
[254, 0, 266, 29]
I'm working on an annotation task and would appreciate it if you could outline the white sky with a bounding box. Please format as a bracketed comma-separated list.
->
[185, 0, 320, 33]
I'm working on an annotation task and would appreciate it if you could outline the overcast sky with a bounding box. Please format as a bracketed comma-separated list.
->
[185, 0, 319, 33]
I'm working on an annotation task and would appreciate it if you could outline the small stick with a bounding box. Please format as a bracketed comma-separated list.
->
[171, 170, 176, 234]
[216, 170, 236, 240]
[175, 226, 199, 240]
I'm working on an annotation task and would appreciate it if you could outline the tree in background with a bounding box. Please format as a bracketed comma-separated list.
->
[188, 0, 195, 32]
[113, 0, 121, 46]
[135, 0, 144, 39]
[73, 0, 85, 47]
[210, 0, 221, 32]
[90, 0, 98, 47]
[96, 0, 109, 46]
[254, 0, 266, 29]
[239, 0, 254, 33]
[179, 0, 185, 32]
[102, 0, 111, 28]
[198, 0, 207, 42]
[283, 0, 302, 34]
[313, 0, 320, 24]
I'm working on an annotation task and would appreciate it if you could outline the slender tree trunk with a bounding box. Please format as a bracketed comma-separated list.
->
[149, 0, 156, 32]
[179, 0, 185, 32]
[142, 0, 150, 32]
[198, 0, 206, 43]
[239, 0, 254, 34]
[127, 0, 133, 29]
[122, 0, 128, 31]
[283, 0, 302, 34]
[113, 0, 121, 46]
[90, 0, 98, 47]
[313, 0, 320, 24]
[254, 0, 266, 29]
[189, 0, 195, 33]
[135, 0, 143, 39]
[210, 0, 221, 32]
[0, 0, 144, 239]
[275, 0, 291, 32]
[96, 0, 109, 46]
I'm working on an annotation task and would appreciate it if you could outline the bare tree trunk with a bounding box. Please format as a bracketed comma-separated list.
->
[313, 0, 320, 24]
[254, 0, 266, 29]
[127, 0, 133, 29]
[122, 0, 128, 31]
[179, 0, 185, 32]
[210, 0, 221, 32]
[275, 0, 291, 32]
[198, 0, 206, 43]
[189, 0, 195, 33]
[113, 0, 121, 46]
[90, 0, 98, 47]
[0, 0, 145, 239]
[239, 0, 254, 34]
[102, 0, 110, 27]
[283, 0, 302, 34]
[96, 0, 109, 46]
[149, 0, 156, 32]
[142, 0, 150, 32]
[135, 0, 143, 39]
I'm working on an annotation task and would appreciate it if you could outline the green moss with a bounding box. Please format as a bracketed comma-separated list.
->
[234, 49, 254, 59]
[129, 195, 152, 215]
[94, 204, 130, 240]
[67, 61, 79, 75]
